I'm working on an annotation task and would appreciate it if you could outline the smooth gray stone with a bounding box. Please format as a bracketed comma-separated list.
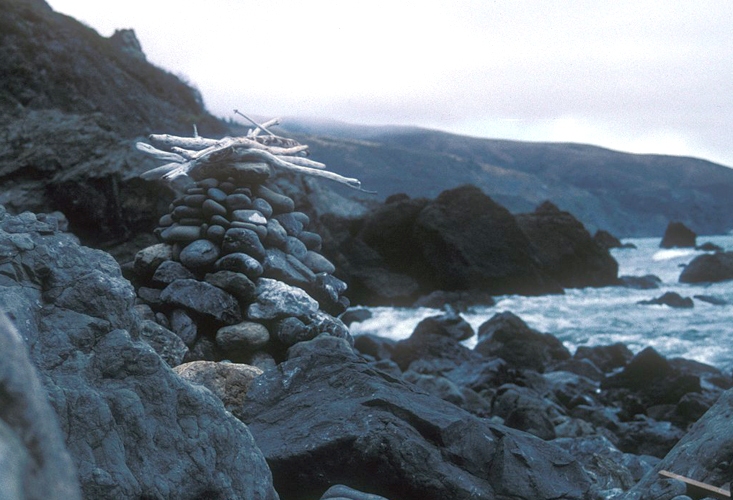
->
[160, 224, 201, 243]
[298, 231, 322, 251]
[179, 239, 221, 269]
[252, 198, 274, 218]
[247, 278, 319, 321]
[225, 193, 252, 211]
[231, 209, 267, 225]
[222, 227, 267, 261]
[139, 319, 188, 367]
[284, 236, 308, 260]
[169, 308, 198, 346]
[205, 270, 257, 303]
[255, 185, 295, 214]
[264, 219, 288, 248]
[274, 213, 303, 236]
[262, 248, 311, 289]
[303, 251, 336, 274]
[207, 187, 228, 203]
[161, 279, 242, 324]
[215, 253, 264, 280]
[202, 199, 228, 219]
[151, 260, 195, 286]
[216, 321, 271, 357]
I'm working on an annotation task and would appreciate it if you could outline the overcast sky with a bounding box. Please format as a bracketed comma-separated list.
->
[47, 0, 733, 167]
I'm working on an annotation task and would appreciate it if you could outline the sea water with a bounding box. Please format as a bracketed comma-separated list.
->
[347, 235, 733, 372]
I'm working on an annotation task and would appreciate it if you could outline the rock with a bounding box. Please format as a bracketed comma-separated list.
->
[353, 334, 396, 361]
[160, 278, 243, 324]
[169, 309, 198, 346]
[638, 292, 694, 308]
[247, 278, 319, 320]
[516, 201, 619, 288]
[574, 343, 633, 373]
[302, 250, 336, 274]
[150, 259, 195, 286]
[204, 270, 257, 303]
[139, 319, 188, 367]
[625, 388, 733, 498]
[262, 247, 312, 289]
[215, 252, 264, 279]
[660, 221, 697, 248]
[339, 308, 373, 326]
[696, 241, 724, 252]
[216, 321, 271, 358]
[474, 312, 571, 372]
[240, 335, 592, 500]
[178, 238, 221, 269]
[412, 310, 474, 341]
[619, 274, 663, 289]
[133, 243, 172, 279]
[320, 484, 390, 500]
[392, 321, 484, 372]
[492, 384, 562, 440]
[222, 227, 267, 261]
[412, 290, 496, 311]
[0, 313, 83, 500]
[592, 229, 624, 250]
[0, 210, 277, 499]
[693, 294, 728, 305]
[255, 184, 295, 214]
[173, 361, 263, 413]
[679, 252, 733, 283]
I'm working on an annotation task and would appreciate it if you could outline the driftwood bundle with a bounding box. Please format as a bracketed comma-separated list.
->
[136, 117, 365, 190]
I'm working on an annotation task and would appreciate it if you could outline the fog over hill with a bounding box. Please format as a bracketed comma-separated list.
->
[282, 119, 733, 238]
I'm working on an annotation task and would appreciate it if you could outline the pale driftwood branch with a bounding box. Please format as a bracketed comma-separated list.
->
[135, 142, 186, 163]
[250, 117, 280, 137]
[234, 109, 275, 136]
[138, 118, 368, 191]
[277, 155, 326, 169]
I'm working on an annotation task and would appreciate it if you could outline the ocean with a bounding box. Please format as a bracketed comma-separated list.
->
[347, 235, 733, 373]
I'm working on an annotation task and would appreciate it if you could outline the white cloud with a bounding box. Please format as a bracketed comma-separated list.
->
[47, 0, 733, 166]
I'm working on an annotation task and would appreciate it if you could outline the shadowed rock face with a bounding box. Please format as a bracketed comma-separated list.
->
[0, 206, 278, 500]
[240, 335, 592, 500]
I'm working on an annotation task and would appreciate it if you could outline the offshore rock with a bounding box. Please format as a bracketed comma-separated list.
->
[660, 221, 697, 248]
[679, 251, 733, 284]
[0, 208, 278, 499]
[240, 335, 592, 500]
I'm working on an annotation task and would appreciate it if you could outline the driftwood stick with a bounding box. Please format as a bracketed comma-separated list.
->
[149, 134, 219, 150]
[234, 109, 275, 136]
[278, 155, 326, 169]
[231, 149, 362, 189]
[135, 142, 186, 163]
[250, 117, 280, 137]
[139, 161, 191, 181]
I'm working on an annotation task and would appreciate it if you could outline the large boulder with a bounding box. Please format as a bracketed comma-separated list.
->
[660, 221, 697, 248]
[0, 207, 278, 499]
[0, 313, 82, 500]
[515, 201, 619, 288]
[679, 251, 733, 283]
[239, 335, 592, 500]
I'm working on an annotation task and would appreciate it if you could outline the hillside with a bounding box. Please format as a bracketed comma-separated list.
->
[282, 119, 733, 237]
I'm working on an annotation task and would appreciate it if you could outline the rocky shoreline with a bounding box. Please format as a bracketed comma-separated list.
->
[2, 193, 732, 500]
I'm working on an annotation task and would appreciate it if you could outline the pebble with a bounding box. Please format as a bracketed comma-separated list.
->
[160, 225, 201, 243]
[255, 185, 295, 214]
[209, 215, 231, 228]
[160, 279, 242, 324]
[202, 199, 228, 219]
[303, 251, 336, 274]
[169, 309, 198, 346]
[222, 227, 267, 261]
[207, 187, 228, 203]
[206, 225, 226, 244]
[231, 209, 267, 225]
[216, 321, 271, 355]
[264, 219, 288, 248]
[252, 198, 273, 218]
[205, 270, 257, 303]
[151, 260, 195, 286]
[177, 218, 205, 227]
[219, 181, 236, 193]
[225, 193, 252, 211]
[230, 221, 267, 240]
[158, 214, 174, 227]
[179, 239, 221, 269]
[274, 213, 303, 236]
[172, 206, 203, 220]
[215, 253, 264, 280]
[184, 194, 207, 207]
[284, 236, 308, 260]
[298, 231, 322, 251]
[197, 178, 219, 189]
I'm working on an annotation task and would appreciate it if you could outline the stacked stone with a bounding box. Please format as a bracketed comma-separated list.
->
[131, 161, 351, 367]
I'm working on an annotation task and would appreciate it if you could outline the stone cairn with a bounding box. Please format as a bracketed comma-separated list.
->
[130, 118, 364, 368]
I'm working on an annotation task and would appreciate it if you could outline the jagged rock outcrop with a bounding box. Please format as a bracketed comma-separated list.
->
[516, 201, 619, 288]
[240, 334, 593, 500]
[660, 221, 697, 248]
[0, 206, 278, 499]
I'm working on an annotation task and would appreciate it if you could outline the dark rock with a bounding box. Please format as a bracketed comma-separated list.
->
[174, 361, 263, 415]
[252, 197, 274, 218]
[204, 270, 257, 303]
[660, 221, 696, 248]
[574, 343, 634, 373]
[190, 160, 271, 185]
[178, 238, 221, 269]
[214, 252, 264, 279]
[679, 251, 733, 283]
[601, 347, 702, 410]
[139, 319, 188, 367]
[303, 250, 336, 274]
[216, 321, 271, 359]
[222, 227, 267, 261]
[693, 294, 728, 305]
[274, 212, 304, 236]
[392, 322, 484, 372]
[160, 224, 202, 243]
[169, 308, 198, 346]
[151, 259, 196, 286]
[201, 198, 228, 219]
[492, 384, 562, 440]
[412, 290, 496, 311]
[133, 243, 172, 279]
[475, 312, 571, 372]
[160, 278, 242, 324]
[353, 334, 396, 361]
[619, 274, 663, 289]
[638, 291, 694, 308]
[298, 230, 323, 251]
[231, 209, 268, 226]
[412, 310, 474, 341]
[320, 484, 390, 500]
[696, 241, 724, 252]
[516, 201, 619, 288]
[0, 313, 82, 500]
[247, 278, 319, 320]
[264, 218, 288, 248]
[240, 335, 592, 500]
[262, 247, 312, 289]
[273, 317, 310, 347]
[0, 209, 277, 499]
[284, 235, 308, 260]
[592, 229, 624, 250]
[255, 184, 295, 214]
[225, 193, 252, 211]
[615, 417, 686, 458]
[206, 187, 228, 203]
[340, 308, 373, 326]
